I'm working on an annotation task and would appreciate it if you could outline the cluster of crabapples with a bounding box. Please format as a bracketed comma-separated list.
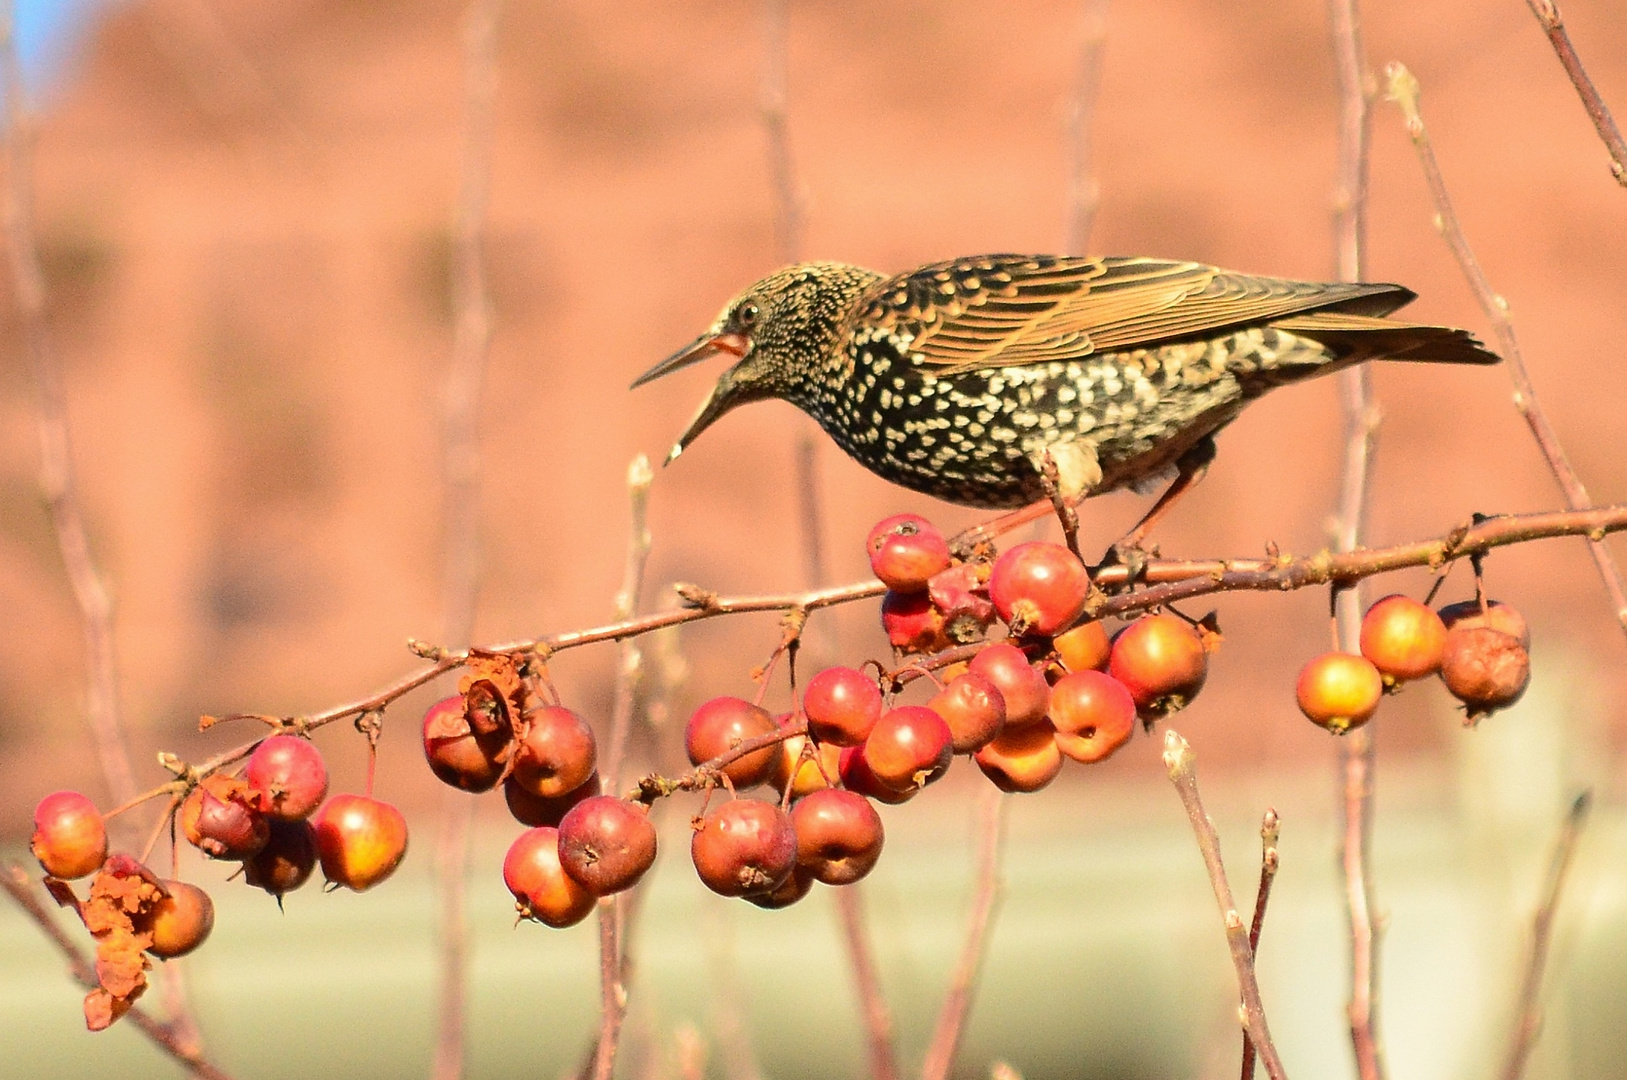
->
[29, 733, 405, 1026]
[425, 512, 1220, 928]
[1296, 594, 1532, 732]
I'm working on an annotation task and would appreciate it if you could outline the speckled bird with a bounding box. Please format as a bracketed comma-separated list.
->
[634, 255, 1498, 519]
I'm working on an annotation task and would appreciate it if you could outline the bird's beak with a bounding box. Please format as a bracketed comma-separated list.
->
[630, 331, 750, 390]
[664, 369, 751, 465]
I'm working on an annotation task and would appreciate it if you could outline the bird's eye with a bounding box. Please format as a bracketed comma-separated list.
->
[735, 302, 760, 328]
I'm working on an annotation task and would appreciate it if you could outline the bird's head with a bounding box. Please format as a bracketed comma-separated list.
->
[631, 261, 884, 463]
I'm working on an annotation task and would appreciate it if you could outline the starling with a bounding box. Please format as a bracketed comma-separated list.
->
[634, 255, 1498, 518]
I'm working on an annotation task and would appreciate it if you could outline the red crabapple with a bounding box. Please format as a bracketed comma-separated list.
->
[866, 513, 951, 592]
[310, 794, 408, 891]
[989, 541, 1090, 636]
[31, 791, 107, 879]
[557, 796, 658, 896]
[690, 799, 798, 897]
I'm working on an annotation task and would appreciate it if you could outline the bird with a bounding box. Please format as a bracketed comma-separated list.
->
[633, 254, 1499, 540]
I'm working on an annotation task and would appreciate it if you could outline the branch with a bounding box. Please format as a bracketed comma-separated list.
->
[1522, 0, 1627, 188]
[1061, 0, 1109, 254]
[1240, 809, 1281, 1080]
[1385, 62, 1627, 640]
[2, 866, 236, 1080]
[591, 456, 656, 1080]
[1499, 791, 1594, 1080]
[1161, 733, 1288, 1080]
[431, 2, 503, 1077]
[836, 884, 899, 1080]
[1328, 8, 1386, 1079]
[1, 0, 138, 813]
[920, 787, 1008, 1080]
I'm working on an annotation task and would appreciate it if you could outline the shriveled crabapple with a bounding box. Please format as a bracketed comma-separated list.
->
[245, 734, 330, 822]
[504, 826, 597, 928]
[968, 643, 1049, 728]
[974, 722, 1064, 793]
[422, 694, 510, 793]
[881, 588, 949, 654]
[928, 562, 997, 643]
[803, 666, 883, 747]
[838, 745, 916, 805]
[1047, 670, 1137, 764]
[791, 789, 884, 886]
[31, 791, 107, 879]
[557, 795, 658, 896]
[862, 706, 954, 792]
[243, 819, 318, 901]
[180, 775, 270, 860]
[989, 541, 1091, 637]
[504, 772, 601, 829]
[1359, 595, 1447, 684]
[926, 671, 1006, 753]
[1440, 625, 1530, 723]
[690, 799, 798, 898]
[143, 881, 215, 959]
[1438, 599, 1531, 649]
[1054, 620, 1111, 674]
[684, 696, 779, 789]
[512, 706, 597, 798]
[1296, 652, 1384, 734]
[1108, 613, 1208, 720]
[866, 513, 952, 592]
[310, 794, 408, 891]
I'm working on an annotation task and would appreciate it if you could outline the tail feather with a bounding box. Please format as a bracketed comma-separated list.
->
[1272, 311, 1501, 365]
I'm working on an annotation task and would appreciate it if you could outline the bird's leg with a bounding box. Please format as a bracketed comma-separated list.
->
[949, 440, 1101, 559]
[1037, 451, 1082, 560]
[1100, 436, 1216, 576]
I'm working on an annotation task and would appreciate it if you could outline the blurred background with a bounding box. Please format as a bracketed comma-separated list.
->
[2, 1, 1626, 1077]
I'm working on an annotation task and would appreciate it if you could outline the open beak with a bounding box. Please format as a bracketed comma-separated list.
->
[664, 371, 747, 464]
[629, 331, 750, 390]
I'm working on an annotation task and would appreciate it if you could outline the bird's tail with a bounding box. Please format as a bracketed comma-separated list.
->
[1272, 311, 1501, 365]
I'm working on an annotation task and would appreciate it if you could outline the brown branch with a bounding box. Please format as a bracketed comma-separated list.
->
[1061, 0, 1109, 254]
[1, 1, 138, 814]
[590, 456, 656, 1080]
[1523, 0, 1627, 188]
[920, 787, 1008, 1080]
[430, 5, 503, 1079]
[1161, 733, 1288, 1080]
[836, 884, 900, 1080]
[1499, 791, 1594, 1080]
[1385, 63, 1627, 639]
[761, 0, 805, 267]
[2, 866, 236, 1080]
[1240, 809, 1281, 1080]
[1328, 9, 1386, 1080]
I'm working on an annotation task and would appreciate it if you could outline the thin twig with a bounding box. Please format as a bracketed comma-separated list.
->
[1328, 8, 1386, 1079]
[0, 0, 138, 814]
[1523, 0, 1627, 188]
[1161, 732, 1288, 1080]
[431, 5, 503, 1077]
[2, 866, 236, 1080]
[835, 885, 900, 1080]
[1062, 0, 1109, 254]
[591, 456, 657, 1080]
[1385, 62, 1627, 639]
[921, 787, 1008, 1080]
[1239, 809, 1281, 1080]
[761, 0, 804, 267]
[1499, 791, 1594, 1080]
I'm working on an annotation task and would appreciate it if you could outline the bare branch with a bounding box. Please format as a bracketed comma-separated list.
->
[1522, 0, 1627, 188]
[0, 0, 137, 813]
[1327, 8, 1386, 1078]
[2, 866, 236, 1080]
[1161, 733, 1288, 1080]
[921, 787, 1008, 1080]
[1499, 791, 1594, 1080]
[1240, 809, 1281, 1080]
[836, 884, 900, 1080]
[1062, 0, 1109, 254]
[1385, 62, 1627, 639]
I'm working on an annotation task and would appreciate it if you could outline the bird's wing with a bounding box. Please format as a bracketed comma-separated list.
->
[853, 255, 1414, 374]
